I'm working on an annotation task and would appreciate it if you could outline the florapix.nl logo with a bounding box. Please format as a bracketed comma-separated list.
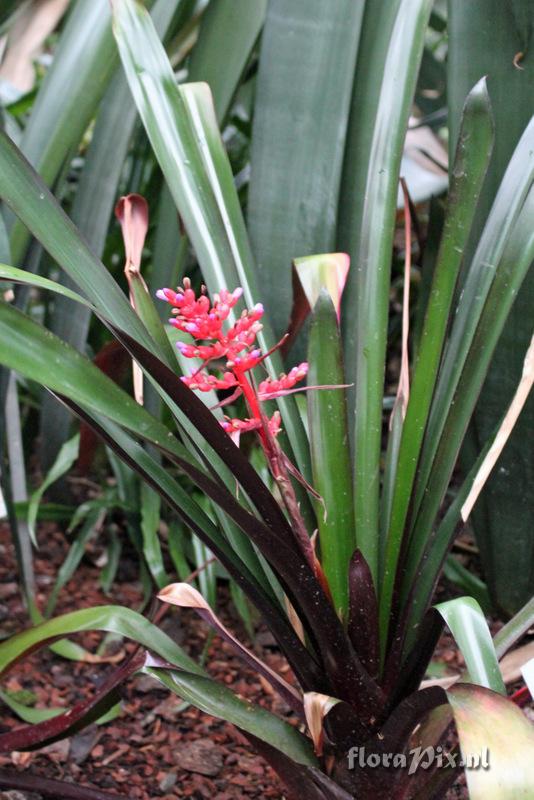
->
[347, 745, 490, 776]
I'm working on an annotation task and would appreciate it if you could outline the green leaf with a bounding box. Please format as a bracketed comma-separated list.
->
[0, 689, 63, 724]
[382, 78, 494, 617]
[187, 0, 267, 124]
[45, 507, 103, 617]
[405, 169, 534, 605]
[111, 0, 311, 483]
[449, 0, 534, 618]
[0, 605, 202, 676]
[2, 374, 36, 609]
[338, 0, 433, 589]
[9, 0, 130, 264]
[147, 667, 317, 768]
[28, 434, 80, 547]
[447, 683, 534, 799]
[307, 290, 354, 616]
[0, 133, 157, 357]
[494, 596, 534, 660]
[40, 0, 183, 467]
[140, 482, 168, 588]
[436, 597, 505, 694]
[247, 0, 364, 341]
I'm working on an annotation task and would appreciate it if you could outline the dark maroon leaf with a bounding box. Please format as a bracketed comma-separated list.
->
[0, 770, 121, 799]
[371, 686, 447, 756]
[384, 608, 445, 705]
[329, 687, 447, 799]
[0, 649, 145, 752]
[347, 550, 379, 677]
[324, 701, 370, 750]
[246, 732, 353, 800]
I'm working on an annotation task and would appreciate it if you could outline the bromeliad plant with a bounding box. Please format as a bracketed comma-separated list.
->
[1, 0, 534, 798]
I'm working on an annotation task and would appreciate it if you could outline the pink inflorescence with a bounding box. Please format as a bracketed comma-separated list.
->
[157, 279, 308, 440]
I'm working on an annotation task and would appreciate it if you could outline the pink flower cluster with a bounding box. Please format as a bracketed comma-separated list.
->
[157, 279, 308, 441]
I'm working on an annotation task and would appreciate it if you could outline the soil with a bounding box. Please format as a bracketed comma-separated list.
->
[0, 518, 514, 800]
[0, 521, 288, 799]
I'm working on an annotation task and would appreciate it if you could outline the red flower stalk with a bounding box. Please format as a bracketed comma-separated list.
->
[158, 278, 317, 570]
[157, 278, 308, 446]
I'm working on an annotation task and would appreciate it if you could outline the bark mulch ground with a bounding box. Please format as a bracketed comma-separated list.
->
[0, 519, 502, 799]
[0, 521, 289, 799]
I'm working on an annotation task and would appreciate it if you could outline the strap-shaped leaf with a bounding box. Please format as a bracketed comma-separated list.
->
[404, 179, 534, 608]
[339, 0, 433, 591]
[187, 0, 267, 124]
[147, 666, 317, 768]
[248, 0, 363, 341]
[0, 605, 201, 677]
[0, 132, 156, 356]
[382, 78, 494, 624]
[111, 0, 311, 483]
[307, 290, 355, 616]
[435, 597, 505, 694]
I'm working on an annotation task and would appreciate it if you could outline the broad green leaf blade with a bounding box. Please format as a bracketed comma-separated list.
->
[383, 78, 494, 609]
[436, 597, 505, 694]
[111, 0, 311, 483]
[0, 302, 189, 466]
[9, 0, 144, 263]
[147, 667, 317, 768]
[447, 683, 534, 799]
[404, 177, 534, 603]
[412, 116, 534, 524]
[0, 133, 157, 356]
[248, 0, 364, 340]
[449, 0, 534, 618]
[0, 606, 202, 676]
[28, 434, 80, 547]
[40, 0, 182, 468]
[187, 0, 267, 124]
[338, 0, 433, 589]
[307, 290, 354, 616]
